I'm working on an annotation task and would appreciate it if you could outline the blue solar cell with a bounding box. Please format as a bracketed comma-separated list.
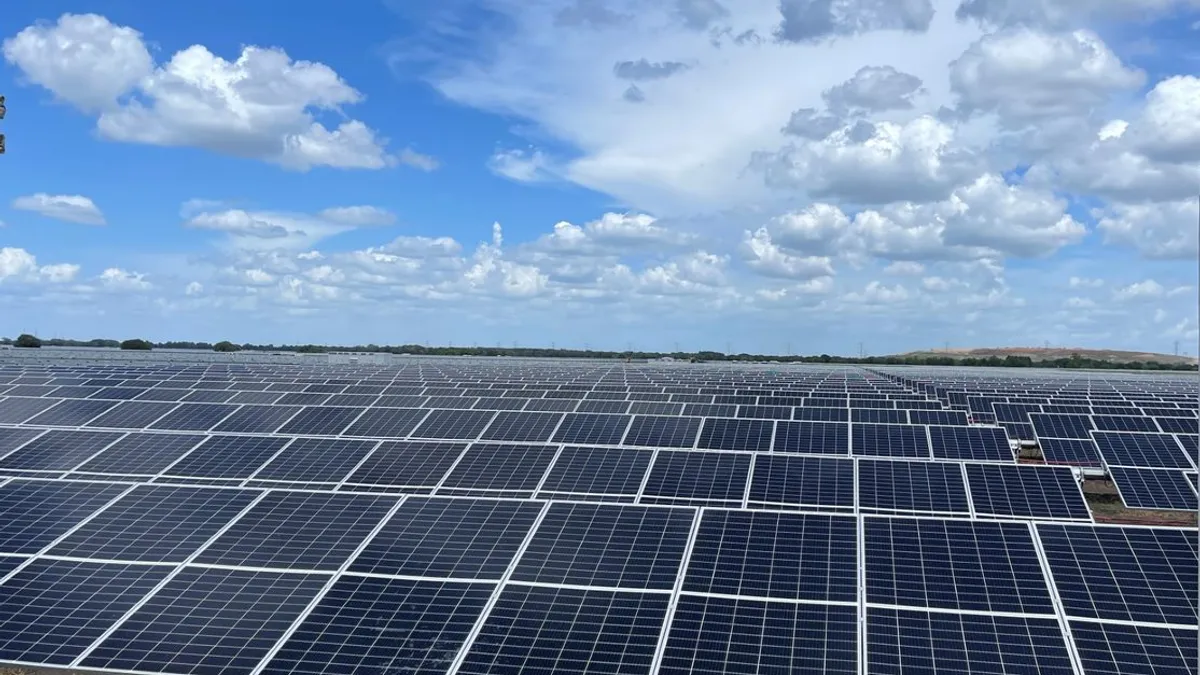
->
[683, 510, 857, 602]
[908, 409, 969, 425]
[148, 403, 240, 431]
[866, 608, 1075, 675]
[1156, 416, 1199, 434]
[1109, 467, 1198, 511]
[623, 414, 701, 448]
[250, 437, 378, 484]
[965, 464, 1091, 521]
[457, 585, 669, 675]
[1039, 438, 1102, 468]
[660, 596, 857, 675]
[84, 401, 179, 429]
[641, 450, 751, 505]
[852, 423, 931, 459]
[279, 405, 368, 436]
[47, 485, 258, 562]
[348, 497, 543, 578]
[0, 559, 171, 665]
[1093, 431, 1193, 469]
[343, 440, 465, 489]
[261, 576, 494, 675]
[696, 418, 773, 452]
[512, 502, 693, 589]
[1091, 414, 1160, 433]
[928, 425, 1012, 462]
[0, 429, 123, 471]
[1031, 413, 1094, 440]
[195, 491, 399, 570]
[159, 435, 288, 480]
[852, 408, 907, 424]
[0, 428, 43, 459]
[864, 517, 1054, 614]
[211, 405, 302, 433]
[793, 407, 849, 422]
[0, 480, 129, 554]
[1036, 523, 1197, 625]
[551, 413, 632, 445]
[438, 443, 558, 494]
[747, 454, 854, 510]
[80, 567, 328, 675]
[25, 399, 119, 426]
[1069, 621, 1197, 675]
[478, 411, 564, 443]
[858, 460, 970, 515]
[412, 409, 497, 440]
[538, 446, 653, 497]
[772, 421, 848, 454]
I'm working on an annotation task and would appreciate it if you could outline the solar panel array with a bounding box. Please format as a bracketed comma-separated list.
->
[0, 355, 1195, 675]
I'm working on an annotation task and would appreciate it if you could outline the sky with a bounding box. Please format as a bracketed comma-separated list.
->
[0, 0, 1198, 356]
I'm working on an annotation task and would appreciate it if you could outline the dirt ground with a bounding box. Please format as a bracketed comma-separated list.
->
[1081, 478, 1197, 527]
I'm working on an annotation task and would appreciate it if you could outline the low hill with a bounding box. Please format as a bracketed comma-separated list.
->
[896, 347, 1198, 366]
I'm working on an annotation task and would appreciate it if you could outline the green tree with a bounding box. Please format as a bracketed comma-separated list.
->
[213, 341, 241, 353]
[14, 333, 41, 348]
[119, 338, 153, 351]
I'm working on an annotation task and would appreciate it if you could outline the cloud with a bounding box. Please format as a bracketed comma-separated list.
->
[488, 148, 555, 183]
[613, 59, 690, 81]
[4, 13, 395, 171]
[397, 148, 441, 172]
[0, 247, 80, 283]
[675, 0, 730, 30]
[1112, 279, 1164, 302]
[1068, 276, 1104, 288]
[954, 0, 1197, 28]
[317, 206, 397, 227]
[823, 65, 925, 115]
[776, 0, 936, 43]
[740, 228, 836, 279]
[11, 193, 106, 225]
[1095, 199, 1199, 260]
[884, 261, 925, 275]
[99, 267, 151, 291]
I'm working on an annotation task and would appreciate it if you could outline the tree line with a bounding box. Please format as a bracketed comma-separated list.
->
[1, 334, 1194, 371]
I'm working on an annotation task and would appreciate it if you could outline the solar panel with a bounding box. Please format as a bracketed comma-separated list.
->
[928, 425, 1012, 462]
[620, 415, 700, 448]
[551, 413, 632, 445]
[696, 418, 773, 452]
[538, 446, 652, 498]
[659, 596, 857, 675]
[737, 405, 791, 420]
[0, 559, 172, 665]
[348, 497, 543, 578]
[511, 502, 693, 589]
[78, 567, 329, 675]
[0, 428, 43, 459]
[70, 432, 204, 476]
[182, 389, 239, 403]
[478, 411, 563, 443]
[158, 435, 289, 481]
[851, 408, 907, 424]
[249, 437, 378, 485]
[84, 401, 178, 429]
[278, 406, 367, 436]
[746, 454, 854, 511]
[683, 510, 857, 602]
[148, 403, 239, 431]
[0, 429, 122, 472]
[47, 485, 258, 562]
[792, 406, 849, 422]
[0, 398, 60, 423]
[857, 460, 970, 515]
[455, 585, 670, 675]
[1036, 523, 1197, 625]
[341, 440, 463, 490]
[864, 517, 1054, 614]
[641, 450, 751, 505]
[965, 464, 1090, 521]
[1156, 416, 1199, 434]
[193, 491, 395, 570]
[1109, 467, 1199, 511]
[210, 404, 302, 433]
[852, 423, 931, 459]
[1069, 621, 1198, 675]
[1031, 412, 1094, 440]
[1091, 414, 1160, 433]
[0, 479, 130, 554]
[260, 576, 494, 675]
[907, 409, 968, 425]
[866, 608, 1074, 675]
[412, 409, 497, 440]
[1039, 437, 1102, 467]
[438, 443, 558, 495]
[1093, 431, 1193, 469]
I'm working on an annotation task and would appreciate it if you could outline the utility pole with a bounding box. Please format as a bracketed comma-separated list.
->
[1175, 340, 1180, 356]
[725, 341, 732, 355]
[0, 94, 6, 156]
[858, 342, 865, 358]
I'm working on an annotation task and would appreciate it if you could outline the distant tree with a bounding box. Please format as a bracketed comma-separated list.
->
[14, 333, 41, 348]
[119, 338, 153, 351]
[213, 341, 241, 353]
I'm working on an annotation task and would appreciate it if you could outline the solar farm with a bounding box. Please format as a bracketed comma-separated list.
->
[0, 353, 1195, 675]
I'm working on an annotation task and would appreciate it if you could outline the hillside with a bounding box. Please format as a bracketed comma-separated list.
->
[896, 347, 1198, 366]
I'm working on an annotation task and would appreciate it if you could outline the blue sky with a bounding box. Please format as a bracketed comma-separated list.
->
[0, 0, 1197, 355]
